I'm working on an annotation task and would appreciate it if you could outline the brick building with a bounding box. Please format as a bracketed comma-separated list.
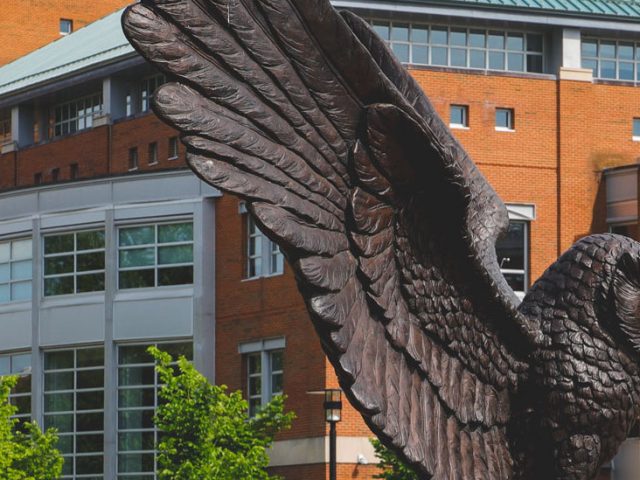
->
[0, 0, 639, 479]
[0, 0, 131, 66]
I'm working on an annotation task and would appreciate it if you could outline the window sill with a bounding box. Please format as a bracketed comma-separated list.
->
[41, 291, 105, 307]
[450, 124, 469, 130]
[114, 285, 194, 301]
[168, 156, 179, 161]
[242, 271, 284, 282]
[495, 127, 515, 132]
[633, 136, 640, 142]
[0, 300, 32, 315]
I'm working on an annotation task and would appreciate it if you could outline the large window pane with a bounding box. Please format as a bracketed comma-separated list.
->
[0, 238, 33, 304]
[451, 48, 467, 67]
[44, 234, 74, 254]
[119, 222, 194, 289]
[119, 270, 155, 289]
[392, 43, 410, 63]
[44, 231, 105, 296]
[119, 227, 154, 247]
[44, 347, 105, 479]
[158, 223, 193, 243]
[117, 341, 193, 478]
[391, 23, 409, 42]
[158, 245, 193, 265]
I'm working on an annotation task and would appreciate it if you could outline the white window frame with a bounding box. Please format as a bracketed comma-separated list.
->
[43, 346, 105, 480]
[239, 338, 285, 417]
[53, 93, 103, 137]
[43, 230, 105, 297]
[495, 108, 515, 131]
[0, 237, 32, 304]
[498, 205, 535, 300]
[633, 118, 640, 142]
[117, 220, 194, 290]
[242, 204, 284, 279]
[450, 104, 469, 129]
[140, 74, 166, 113]
[59, 18, 73, 36]
[168, 137, 179, 160]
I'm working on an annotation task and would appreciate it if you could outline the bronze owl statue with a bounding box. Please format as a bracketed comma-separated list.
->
[122, 1, 640, 478]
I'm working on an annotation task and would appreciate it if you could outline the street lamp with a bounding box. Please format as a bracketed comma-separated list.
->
[324, 389, 342, 480]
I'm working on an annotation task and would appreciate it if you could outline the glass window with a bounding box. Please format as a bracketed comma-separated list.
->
[496, 220, 528, 298]
[168, 137, 179, 160]
[44, 347, 104, 479]
[60, 19, 73, 35]
[582, 37, 640, 81]
[496, 108, 514, 130]
[246, 215, 284, 279]
[0, 238, 32, 303]
[54, 93, 103, 137]
[118, 222, 194, 289]
[0, 109, 10, 146]
[0, 353, 31, 424]
[140, 74, 166, 113]
[368, 20, 544, 73]
[44, 231, 105, 296]
[246, 348, 284, 417]
[117, 341, 192, 479]
[128, 147, 138, 171]
[148, 142, 158, 165]
[633, 118, 640, 138]
[449, 105, 468, 128]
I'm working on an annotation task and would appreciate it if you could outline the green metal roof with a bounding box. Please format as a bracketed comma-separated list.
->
[441, 0, 640, 18]
[0, 8, 134, 98]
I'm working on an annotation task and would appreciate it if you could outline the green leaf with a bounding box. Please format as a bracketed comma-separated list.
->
[147, 347, 295, 480]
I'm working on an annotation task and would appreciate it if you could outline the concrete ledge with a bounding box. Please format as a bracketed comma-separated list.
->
[93, 114, 112, 127]
[1, 142, 17, 154]
[267, 436, 377, 467]
[559, 67, 593, 82]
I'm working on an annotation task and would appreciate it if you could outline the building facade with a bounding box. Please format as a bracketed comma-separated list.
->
[0, 0, 132, 66]
[1, 0, 640, 478]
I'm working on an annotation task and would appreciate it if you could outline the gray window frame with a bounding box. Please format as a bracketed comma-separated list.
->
[370, 19, 544, 73]
[117, 220, 194, 290]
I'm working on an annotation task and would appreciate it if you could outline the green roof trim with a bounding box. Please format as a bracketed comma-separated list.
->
[439, 0, 640, 18]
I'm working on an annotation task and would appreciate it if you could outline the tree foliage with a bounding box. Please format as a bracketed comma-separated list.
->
[372, 438, 419, 480]
[149, 346, 295, 480]
[0, 375, 63, 480]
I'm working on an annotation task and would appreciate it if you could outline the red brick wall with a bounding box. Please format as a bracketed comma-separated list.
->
[268, 463, 381, 480]
[0, 0, 130, 66]
[409, 69, 560, 284]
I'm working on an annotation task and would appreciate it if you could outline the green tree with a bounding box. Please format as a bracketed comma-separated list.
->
[0, 375, 63, 480]
[149, 346, 295, 480]
[372, 438, 419, 480]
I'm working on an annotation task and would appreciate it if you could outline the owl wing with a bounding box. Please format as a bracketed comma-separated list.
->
[123, 1, 541, 477]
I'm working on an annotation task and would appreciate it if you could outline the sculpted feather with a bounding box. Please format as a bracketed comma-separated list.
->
[123, 1, 640, 478]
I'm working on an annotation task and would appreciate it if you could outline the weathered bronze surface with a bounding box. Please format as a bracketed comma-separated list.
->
[123, 2, 640, 478]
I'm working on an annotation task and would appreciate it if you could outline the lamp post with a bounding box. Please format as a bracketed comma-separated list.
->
[324, 389, 342, 480]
